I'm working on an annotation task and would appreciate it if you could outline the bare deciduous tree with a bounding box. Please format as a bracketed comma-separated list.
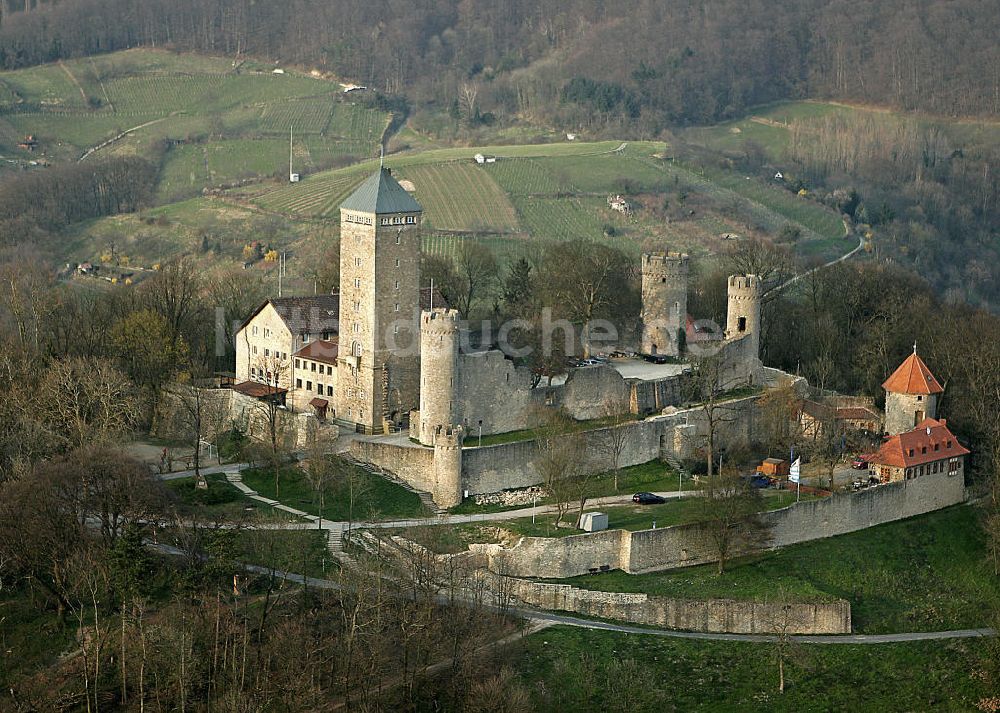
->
[694, 468, 772, 575]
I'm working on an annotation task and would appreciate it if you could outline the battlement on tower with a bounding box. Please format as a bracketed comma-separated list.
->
[433, 423, 464, 447]
[728, 274, 760, 293]
[642, 252, 690, 272]
[421, 308, 461, 331]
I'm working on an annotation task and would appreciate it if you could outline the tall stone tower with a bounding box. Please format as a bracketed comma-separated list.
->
[640, 252, 688, 356]
[882, 347, 943, 435]
[336, 168, 422, 434]
[417, 308, 462, 446]
[725, 274, 762, 360]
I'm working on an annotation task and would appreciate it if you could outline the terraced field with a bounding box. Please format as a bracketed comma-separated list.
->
[513, 195, 606, 241]
[259, 98, 334, 134]
[395, 163, 519, 233]
[485, 157, 568, 195]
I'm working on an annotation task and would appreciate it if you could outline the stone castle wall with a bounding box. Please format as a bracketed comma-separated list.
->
[154, 386, 332, 452]
[489, 466, 966, 579]
[457, 349, 535, 435]
[459, 394, 763, 496]
[351, 438, 436, 493]
[507, 580, 852, 635]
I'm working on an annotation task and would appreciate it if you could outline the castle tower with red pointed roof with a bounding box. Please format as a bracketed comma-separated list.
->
[882, 346, 944, 436]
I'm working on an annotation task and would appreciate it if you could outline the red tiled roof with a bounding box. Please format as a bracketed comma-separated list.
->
[233, 381, 288, 399]
[294, 339, 339, 365]
[309, 397, 329, 408]
[836, 406, 881, 421]
[870, 418, 969, 469]
[882, 352, 944, 395]
[240, 288, 448, 335]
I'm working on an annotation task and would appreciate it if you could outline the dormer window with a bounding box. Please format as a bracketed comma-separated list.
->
[381, 217, 391, 226]
[917, 395, 923, 402]
[406, 216, 415, 224]
[302, 334, 310, 343]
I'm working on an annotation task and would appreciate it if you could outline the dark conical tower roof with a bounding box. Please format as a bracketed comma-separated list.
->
[339, 167, 421, 214]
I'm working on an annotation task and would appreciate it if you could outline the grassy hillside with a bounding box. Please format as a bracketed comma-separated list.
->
[558, 505, 998, 635]
[0, 49, 389, 200]
[516, 626, 989, 712]
[5, 56, 868, 287]
[237, 138, 848, 267]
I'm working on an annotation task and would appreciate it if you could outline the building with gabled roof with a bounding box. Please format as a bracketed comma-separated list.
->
[235, 284, 444, 418]
[883, 347, 944, 435]
[869, 417, 968, 483]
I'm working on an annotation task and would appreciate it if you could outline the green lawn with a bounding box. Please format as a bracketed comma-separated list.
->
[238, 529, 332, 579]
[164, 471, 283, 520]
[558, 505, 1000, 634]
[507, 489, 809, 538]
[466, 413, 643, 449]
[515, 625, 990, 712]
[240, 464, 430, 521]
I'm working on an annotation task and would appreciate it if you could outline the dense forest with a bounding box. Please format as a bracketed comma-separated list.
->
[0, 0, 997, 127]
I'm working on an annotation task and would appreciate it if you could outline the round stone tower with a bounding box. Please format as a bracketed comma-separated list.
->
[641, 252, 689, 356]
[418, 308, 461, 446]
[432, 424, 464, 508]
[882, 347, 943, 436]
[726, 274, 762, 360]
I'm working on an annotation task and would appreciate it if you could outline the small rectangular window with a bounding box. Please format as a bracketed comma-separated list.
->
[395, 258, 400, 267]
[306, 381, 312, 390]
[394, 280, 399, 289]
[311, 363, 316, 372]
[317, 382, 323, 393]
[327, 385, 333, 396]
[394, 303, 400, 312]
[295, 359, 300, 368]
[395, 235, 401, 245]
[354, 278, 361, 288]
[296, 378, 302, 388]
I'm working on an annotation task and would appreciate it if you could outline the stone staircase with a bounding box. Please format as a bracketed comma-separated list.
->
[344, 455, 445, 515]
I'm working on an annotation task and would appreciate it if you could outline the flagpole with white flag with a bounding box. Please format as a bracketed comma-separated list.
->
[789, 457, 802, 502]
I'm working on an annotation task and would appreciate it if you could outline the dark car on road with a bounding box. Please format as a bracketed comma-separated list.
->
[633, 492, 666, 504]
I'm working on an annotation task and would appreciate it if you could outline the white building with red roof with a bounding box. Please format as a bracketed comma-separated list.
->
[869, 417, 969, 484]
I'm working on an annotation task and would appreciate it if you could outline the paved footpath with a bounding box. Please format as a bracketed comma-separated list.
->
[218, 466, 695, 531]
[154, 547, 994, 646]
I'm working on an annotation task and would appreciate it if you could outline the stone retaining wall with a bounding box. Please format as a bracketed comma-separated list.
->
[490, 466, 966, 579]
[509, 579, 851, 635]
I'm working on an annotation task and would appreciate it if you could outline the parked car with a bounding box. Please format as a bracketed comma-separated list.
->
[641, 353, 669, 364]
[851, 456, 870, 470]
[633, 492, 666, 504]
[746, 474, 771, 489]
